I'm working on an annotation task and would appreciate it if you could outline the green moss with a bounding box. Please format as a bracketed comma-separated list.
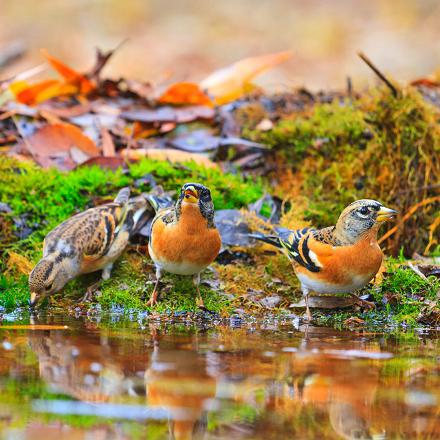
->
[374, 263, 440, 326]
[244, 101, 368, 160]
[0, 275, 29, 309]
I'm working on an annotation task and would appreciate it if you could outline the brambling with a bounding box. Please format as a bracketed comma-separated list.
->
[252, 200, 397, 320]
[29, 187, 149, 306]
[146, 183, 221, 307]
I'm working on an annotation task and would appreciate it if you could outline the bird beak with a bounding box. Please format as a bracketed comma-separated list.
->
[183, 187, 199, 204]
[377, 206, 398, 222]
[29, 292, 38, 307]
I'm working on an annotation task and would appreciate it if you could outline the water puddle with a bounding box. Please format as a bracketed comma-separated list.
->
[0, 313, 439, 439]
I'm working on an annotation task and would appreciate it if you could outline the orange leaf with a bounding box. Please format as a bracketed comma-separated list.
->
[41, 49, 95, 94]
[200, 50, 292, 105]
[14, 79, 59, 105]
[158, 82, 213, 106]
[19, 123, 100, 161]
[35, 82, 78, 104]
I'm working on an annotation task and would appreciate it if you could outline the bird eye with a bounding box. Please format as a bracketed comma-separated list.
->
[358, 206, 369, 216]
[46, 282, 53, 292]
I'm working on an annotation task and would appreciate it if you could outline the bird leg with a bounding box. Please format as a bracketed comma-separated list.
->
[101, 263, 114, 281]
[349, 293, 375, 309]
[302, 287, 312, 322]
[194, 273, 205, 308]
[146, 266, 162, 307]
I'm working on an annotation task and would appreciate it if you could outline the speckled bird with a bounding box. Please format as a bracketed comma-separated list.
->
[29, 187, 149, 306]
[146, 183, 222, 307]
[252, 200, 397, 320]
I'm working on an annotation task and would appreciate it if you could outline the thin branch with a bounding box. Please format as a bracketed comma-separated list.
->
[357, 51, 399, 97]
[378, 196, 440, 244]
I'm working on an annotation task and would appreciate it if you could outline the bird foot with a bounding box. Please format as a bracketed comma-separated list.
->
[77, 281, 101, 303]
[146, 291, 158, 307]
[196, 296, 205, 309]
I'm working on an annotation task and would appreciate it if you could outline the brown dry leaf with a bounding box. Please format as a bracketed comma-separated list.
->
[6, 252, 33, 275]
[200, 50, 292, 105]
[0, 325, 69, 330]
[18, 123, 99, 161]
[343, 316, 365, 327]
[157, 82, 213, 106]
[38, 102, 92, 118]
[100, 127, 116, 157]
[410, 78, 440, 88]
[371, 262, 387, 286]
[132, 121, 160, 139]
[121, 148, 218, 169]
[78, 156, 126, 170]
[289, 295, 357, 309]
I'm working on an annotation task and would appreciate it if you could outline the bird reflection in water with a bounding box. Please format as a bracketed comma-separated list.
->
[145, 328, 216, 440]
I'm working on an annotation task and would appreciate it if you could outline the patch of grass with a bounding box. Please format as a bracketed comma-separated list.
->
[0, 275, 29, 309]
[374, 263, 440, 326]
[245, 101, 368, 159]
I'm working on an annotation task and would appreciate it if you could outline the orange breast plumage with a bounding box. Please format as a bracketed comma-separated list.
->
[149, 204, 221, 275]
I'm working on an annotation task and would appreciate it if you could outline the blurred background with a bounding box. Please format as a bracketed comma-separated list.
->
[1, 0, 440, 90]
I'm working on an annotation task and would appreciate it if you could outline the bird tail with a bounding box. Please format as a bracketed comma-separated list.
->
[249, 232, 282, 248]
[145, 193, 174, 212]
[114, 187, 131, 205]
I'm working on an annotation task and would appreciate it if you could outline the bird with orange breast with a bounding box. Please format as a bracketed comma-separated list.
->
[252, 199, 397, 320]
[146, 183, 222, 307]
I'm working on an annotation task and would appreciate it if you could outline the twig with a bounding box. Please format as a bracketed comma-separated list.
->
[0, 63, 47, 92]
[346, 76, 353, 99]
[357, 51, 399, 97]
[378, 196, 440, 244]
[89, 39, 129, 81]
[407, 262, 428, 281]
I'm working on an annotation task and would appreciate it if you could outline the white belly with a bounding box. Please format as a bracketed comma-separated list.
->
[148, 244, 207, 275]
[297, 273, 372, 294]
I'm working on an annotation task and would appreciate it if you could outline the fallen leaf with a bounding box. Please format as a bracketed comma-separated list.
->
[132, 121, 160, 139]
[200, 50, 292, 105]
[158, 82, 213, 106]
[17, 123, 99, 161]
[121, 147, 218, 169]
[410, 78, 440, 88]
[169, 130, 264, 153]
[37, 102, 92, 118]
[12, 79, 58, 105]
[290, 295, 357, 309]
[100, 127, 116, 157]
[78, 156, 126, 170]
[41, 49, 95, 94]
[121, 105, 214, 123]
[6, 252, 33, 275]
[343, 316, 365, 327]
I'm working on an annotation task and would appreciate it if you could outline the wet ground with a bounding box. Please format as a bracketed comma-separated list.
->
[0, 312, 439, 439]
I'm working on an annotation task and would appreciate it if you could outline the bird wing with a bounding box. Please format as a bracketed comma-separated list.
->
[43, 188, 132, 262]
[276, 227, 323, 273]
